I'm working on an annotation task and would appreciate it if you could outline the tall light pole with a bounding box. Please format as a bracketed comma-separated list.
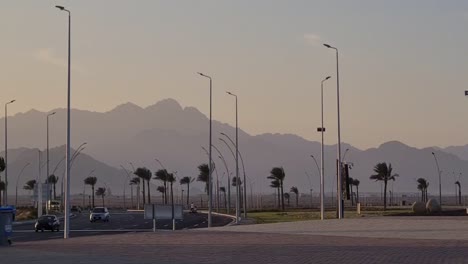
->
[55, 5, 72, 239]
[219, 137, 240, 222]
[324, 43, 343, 219]
[15, 162, 30, 206]
[431, 152, 442, 206]
[46, 111, 56, 211]
[4, 99, 16, 205]
[220, 133, 247, 218]
[318, 76, 331, 220]
[212, 144, 230, 215]
[226, 92, 246, 218]
[197, 72, 213, 227]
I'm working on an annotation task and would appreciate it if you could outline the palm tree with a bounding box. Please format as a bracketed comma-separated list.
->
[23, 179, 36, 192]
[284, 193, 290, 207]
[95, 187, 106, 207]
[352, 179, 360, 203]
[47, 174, 59, 200]
[157, 186, 165, 202]
[268, 167, 286, 211]
[369, 163, 399, 210]
[155, 169, 169, 204]
[270, 179, 280, 209]
[290, 186, 299, 207]
[197, 164, 209, 194]
[130, 177, 140, 208]
[135, 167, 152, 204]
[180, 176, 194, 206]
[84, 176, 98, 208]
[220, 187, 227, 209]
[167, 173, 176, 210]
[417, 178, 429, 202]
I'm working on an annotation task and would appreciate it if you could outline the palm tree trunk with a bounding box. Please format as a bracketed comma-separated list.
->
[383, 180, 388, 211]
[276, 187, 280, 209]
[350, 185, 354, 206]
[164, 181, 167, 204]
[356, 186, 359, 203]
[92, 185, 95, 208]
[53, 183, 57, 200]
[187, 183, 190, 206]
[147, 180, 151, 204]
[296, 193, 299, 207]
[280, 180, 285, 211]
[142, 180, 146, 205]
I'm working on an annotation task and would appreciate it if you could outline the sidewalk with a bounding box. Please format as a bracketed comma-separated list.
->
[205, 216, 468, 240]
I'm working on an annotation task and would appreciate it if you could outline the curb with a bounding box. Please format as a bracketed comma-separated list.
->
[199, 210, 238, 226]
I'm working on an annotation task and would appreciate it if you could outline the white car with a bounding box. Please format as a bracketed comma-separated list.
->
[89, 207, 110, 222]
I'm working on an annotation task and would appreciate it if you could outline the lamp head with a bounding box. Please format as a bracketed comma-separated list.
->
[55, 5, 65, 10]
[323, 43, 332, 48]
[325, 76, 331, 80]
[432, 152, 435, 155]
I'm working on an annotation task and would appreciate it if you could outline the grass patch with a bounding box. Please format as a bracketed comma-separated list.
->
[249, 208, 414, 224]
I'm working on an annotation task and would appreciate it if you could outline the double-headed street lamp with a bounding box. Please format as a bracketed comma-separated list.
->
[219, 137, 240, 222]
[197, 72, 213, 228]
[324, 43, 343, 219]
[317, 76, 331, 220]
[4, 99, 16, 205]
[55, 4, 72, 239]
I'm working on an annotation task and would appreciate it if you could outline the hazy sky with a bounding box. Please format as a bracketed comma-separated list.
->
[2, 0, 468, 149]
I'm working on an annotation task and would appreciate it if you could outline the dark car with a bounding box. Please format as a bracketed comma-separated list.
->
[35, 215, 60, 232]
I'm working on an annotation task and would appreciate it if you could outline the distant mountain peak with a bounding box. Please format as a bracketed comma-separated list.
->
[146, 98, 183, 112]
[378, 141, 411, 150]
[109, 102, 143, 113]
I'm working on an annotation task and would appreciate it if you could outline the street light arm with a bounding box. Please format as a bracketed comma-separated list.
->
[310, 155, 321, 176]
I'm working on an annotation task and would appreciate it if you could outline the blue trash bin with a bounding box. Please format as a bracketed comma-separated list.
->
[0, 206, 16, 246]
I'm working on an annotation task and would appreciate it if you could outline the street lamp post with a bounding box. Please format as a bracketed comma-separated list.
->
[431, 152, 442, 206]
[219, 137, 240, 222]
[220, 134, 247, 218]
[226, 92, 246, 219]
[46, 112, 56, 213]
[55, 4, 72, 239]
[317, 76, 330, 220]
[324, 43, 343, 219]
[197, 72, 213, 228]
[4, 99, 16, 205]
[212, 145, 231, 215]
[15, 162, 30, 206]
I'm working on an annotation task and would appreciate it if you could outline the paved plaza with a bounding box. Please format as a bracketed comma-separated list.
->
[2, 216, 468, 263]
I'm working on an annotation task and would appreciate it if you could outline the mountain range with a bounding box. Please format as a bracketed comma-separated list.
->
[3, 98, 468, 197]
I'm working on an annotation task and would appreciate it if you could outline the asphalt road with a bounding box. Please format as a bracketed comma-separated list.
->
[11, 211, 232, 243]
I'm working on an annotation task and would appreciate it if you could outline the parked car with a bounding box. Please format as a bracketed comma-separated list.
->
[35, 215, 60, 232]
[71, 206, 82, 213]
[89, 207, 110, 222]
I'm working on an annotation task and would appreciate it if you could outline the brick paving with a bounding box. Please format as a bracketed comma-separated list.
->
[3, 217, 468, 263]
